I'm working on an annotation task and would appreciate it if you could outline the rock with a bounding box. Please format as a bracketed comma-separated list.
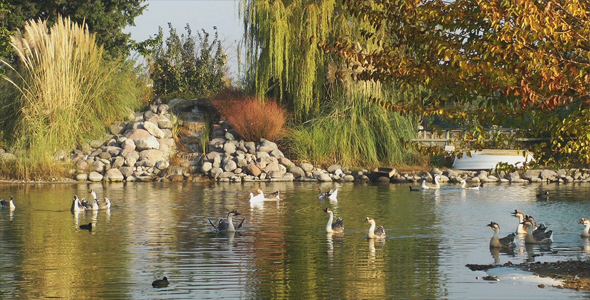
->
[224, 160, 237, 172]
[88, 171, 103, 182]
[157, 117, 173, 129]
[264, 160, 281, 173]
[75, 173, 88, 181]
[139, 149, 166, 162]
[244, 142, 256, 154]
[289, 166, 305, 178]
[278, 157, 295, 168]
[356, 174, 371, 183]
[256, 152, 270, 159]
[301, 163, 314, 172]
[92, 161, 105, 173]
[257, 140, 277, 153]
[318, 173, 333, 182]
[121, 139, 136, 152]
[202, 162, 213, 173]
[134, 136, 160, 151]
[126, 129, 152, 140]
[270, 149, 284, 158]
[119, 166, 133, 178]
[109, 123, 124, 135]
[105, 168, 124, 182]
[210, 167, 223, 179]
[155, 160, 170, 170]
[224, 142, 237, 154]
[143, 121, 166, 139]
[246, 163, 262, 177]
[343, 174, 355, 182]
[111, 156, 125, 168]
[327, 165, 341, 173]
[90, 139, 104, 149]
[521, 170, 542, 180]
[168, 166, 184, 176]
[76, 160, 88, 170]
[98, 151, 112, 160]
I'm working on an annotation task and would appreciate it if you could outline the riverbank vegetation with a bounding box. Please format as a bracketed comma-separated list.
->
[0, 17, 146, 179]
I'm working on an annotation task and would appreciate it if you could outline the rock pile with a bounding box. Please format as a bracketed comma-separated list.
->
[69, 103, 176, 182]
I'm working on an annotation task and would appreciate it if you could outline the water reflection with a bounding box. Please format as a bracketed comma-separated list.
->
[2, 183, 590, 299]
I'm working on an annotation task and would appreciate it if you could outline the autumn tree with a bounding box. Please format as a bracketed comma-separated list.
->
[320, 0, 590, 167]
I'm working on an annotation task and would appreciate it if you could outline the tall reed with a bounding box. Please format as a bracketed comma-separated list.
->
[287, 82, 419, 167]
[0, 17, 144, 179]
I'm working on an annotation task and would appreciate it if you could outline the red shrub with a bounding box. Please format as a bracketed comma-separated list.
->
[211, 90, 288, 142]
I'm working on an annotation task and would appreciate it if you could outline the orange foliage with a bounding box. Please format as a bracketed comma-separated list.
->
[211, 89, 288, 142]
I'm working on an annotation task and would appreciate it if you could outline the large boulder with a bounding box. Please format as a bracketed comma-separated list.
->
[139, 149, 166, 163]
[143, 121, 166, 139]
[134, 136, 160, 151]
[105, 168, 124, 182]
[126, 128, 151, 140]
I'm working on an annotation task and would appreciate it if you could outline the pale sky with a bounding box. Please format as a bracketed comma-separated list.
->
[124, 0, 244, 78]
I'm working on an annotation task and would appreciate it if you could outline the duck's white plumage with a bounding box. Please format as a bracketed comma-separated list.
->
[365, 217, 386, 239]
[580, 218, 590, 237]
[324, 208, 344, 233]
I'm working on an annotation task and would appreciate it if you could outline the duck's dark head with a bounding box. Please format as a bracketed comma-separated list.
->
[231, 210, 241, 216]
[487, 221, 499, 230]
[323, 207, 332, 213]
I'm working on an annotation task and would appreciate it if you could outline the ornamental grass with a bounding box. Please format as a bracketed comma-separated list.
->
[0, 17, 145, 179]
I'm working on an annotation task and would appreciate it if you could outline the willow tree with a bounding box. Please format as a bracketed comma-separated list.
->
[320, 0, 590, 167]
[240, 0, 420, 166]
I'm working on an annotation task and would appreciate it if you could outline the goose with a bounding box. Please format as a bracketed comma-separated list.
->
[0, 196, 15, 210]
[317, 187, 338, 201]
[266, 190, 282, 201]
[460, 180, 482, 190]
[487, 221, 516, 248]
[511, 209, 528, 234]
[79, 223, 92, 231]
[364, 217, 386, 239]
[521, 218, 552, 244]
[421, 175, 441, 190]
[90, 190, 111, 209]
[580, 218, 590, 237]
[524, 215, 553, 240]
[208, 210, 245, 232]
[71, 195, 85, 213]
[323, 207, 344, 233]
[152, 276, 169, 288]
[536, 191, 550, 199]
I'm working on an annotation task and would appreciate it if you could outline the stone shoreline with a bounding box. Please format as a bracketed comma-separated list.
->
[0, 100, 589, 185]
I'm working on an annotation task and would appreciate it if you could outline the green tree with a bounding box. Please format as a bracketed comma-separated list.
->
[147, 23, 228, 100]
[320, 0, 590, 167]
[240, 0, 420, 166]
[0, 0, 147, 59]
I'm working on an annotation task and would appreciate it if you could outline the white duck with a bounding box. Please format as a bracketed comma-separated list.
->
[421, 175, 440, 190]
[580, 218, 590, 237]
[317, 187, 338, 201]
[70, 195, 85, 213]
[460, 180, 482, 190]
[364, 217, 386, 239]
[487, 221, 516, 248]
[249, 189, 265, 207]
[324, 208, 344, 234]
[511, 209, 528, 234]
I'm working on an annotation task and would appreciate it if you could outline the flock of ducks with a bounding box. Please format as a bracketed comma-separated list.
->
[488, 209, 557, 248]
[70, 190, 112, 231]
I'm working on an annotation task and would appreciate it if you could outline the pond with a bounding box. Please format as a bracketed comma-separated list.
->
[0, 181, 590, 299]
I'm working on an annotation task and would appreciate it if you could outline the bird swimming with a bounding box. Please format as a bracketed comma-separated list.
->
[317, 187, 338, 201]
[421, 175, 441, 190]
[521, 218, 553, 244]
[487, 221, 516, 248]
[152, 276, 169, 288]
[460, 180, 483, 190]
[71, 195, 85, 213]
[208, 210, 244, 232]
[580, 218, 590, 237]
[0, 196, 15, 210]
[90, 190, 111, 209]
[364, 217, 386, 239]
[79, 223, 92, 231]
[249, 189, 265, 207]
[536, 191, 550, 199]
[323, 207, 344, 234]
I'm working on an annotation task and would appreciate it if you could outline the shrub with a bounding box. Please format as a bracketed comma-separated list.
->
[0, 17, 145, 179]
[211, 89, 288, 142]
[147, 23, 228, 100]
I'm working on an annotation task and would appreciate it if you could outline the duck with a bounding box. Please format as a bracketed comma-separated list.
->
[487, 221, 516, 248]
[323, 208, 344, 233]
[208, 210, 244, 232]
[460, 180, 482, 190]
[249, 190, 265, 207]
[0, 196, 15, 210]
[421, 175, 441, 190]
[580, 218, 590, 237]
[408, 186, 421, 192]
[266, 190, 282, 201]
[79, 223, 92, 231]
[90, 190, 111, 209]
[524, 215, 553, 240]
[536, 191, 550, 199]
[511, 209, 528, 234]
[317, 187, 338, 201]
[71, 195, 85, 213]
[152, 276, 169, 288]
[364, 217, 386, 239]
[521, 218, 552, 244]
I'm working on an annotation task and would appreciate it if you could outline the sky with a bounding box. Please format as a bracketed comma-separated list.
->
[124, 0, 244, 78]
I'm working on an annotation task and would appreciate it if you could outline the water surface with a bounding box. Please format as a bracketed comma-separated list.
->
[0, 181, 589, 299]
